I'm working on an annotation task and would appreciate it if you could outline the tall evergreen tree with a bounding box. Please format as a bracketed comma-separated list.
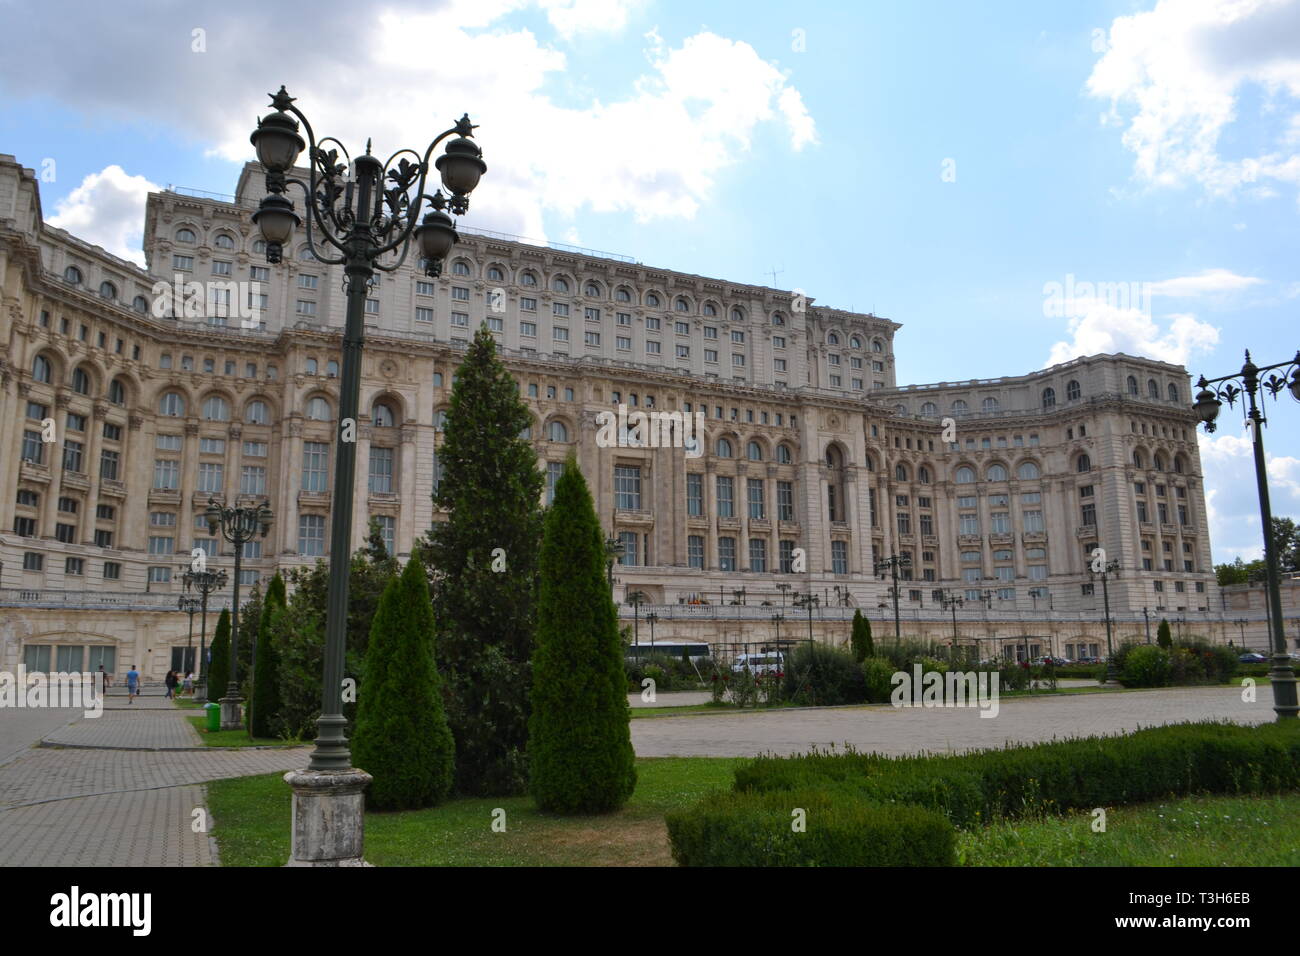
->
[249, 573, 286, 738]
[1157, 618, 1173, 649]
[353, 554, 456, 810]
[529, 458, 636, 814]
[850, 610, 874, 662]
[422, 325, 544, 796]
[208, 608, 231, 702]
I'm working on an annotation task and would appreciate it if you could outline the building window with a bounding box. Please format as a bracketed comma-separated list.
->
[240, 466, 267, 495]
[614, 465, 642, 511]
[747, 478, 766, 519]
[62, 440, 84, 473]
[303, 442, 329, 491]
[716, 476, 734, 518]
[688, 535, 704, 569]
[749, 538, 768, 572]
[618, 530, 639, 567]
[374, 515, 396, 556]
[718, 536, 736, 572]
[197, 463, 223, 493]
[368, 446, 394, 493]
[299, 515, 326, 556]
[686, 473, 703, 516]
[831, 540, 848, 574]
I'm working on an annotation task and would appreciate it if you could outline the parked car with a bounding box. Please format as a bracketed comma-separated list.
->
[731, 652, 784, 675]
[1239, 652, 1268, 664]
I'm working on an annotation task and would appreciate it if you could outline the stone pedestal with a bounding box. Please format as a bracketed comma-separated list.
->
[284, 768, 373, 867]
[193, 680, 207, 703]
[218, 696, 243, 731]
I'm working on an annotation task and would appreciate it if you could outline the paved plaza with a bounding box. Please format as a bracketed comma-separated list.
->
[0, 681, 1282, 865]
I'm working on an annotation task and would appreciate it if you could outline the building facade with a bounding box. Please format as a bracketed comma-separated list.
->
[0, 154, 1227, 676]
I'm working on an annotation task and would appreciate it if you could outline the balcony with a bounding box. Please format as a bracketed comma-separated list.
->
[1020, 531, 1046, 544]
[988, 532, 1014, 546]
[748, 517, 772, 533]
[685, 514, 709, 529]
[717, 516, 741, 531]
[1076, 524, 1098, 537]
[61, 472, 90, 491]
[615, 508, 655, 527]
[1160, 523, 1177, 535]
[958, 534, 981, 546]
[149, 488, 181, 505]
[20, 460, 51, 484]
[100, 479, 126, 497]
[922, 534, 939, 548]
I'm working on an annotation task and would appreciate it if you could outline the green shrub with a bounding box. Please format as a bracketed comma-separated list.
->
[850, 610, 874, 663]
[863, 657, 895, 703]
[529, 459, 636, 814]
[782, 642, 866, 705]
[352, 555, 456, 811]
[207, 608, 231, 702]
[249, 573, 286, 738]
[1157, 618, 1173, 649]
[666, 788, 955, 866]
[1120, 644, 1171, 687]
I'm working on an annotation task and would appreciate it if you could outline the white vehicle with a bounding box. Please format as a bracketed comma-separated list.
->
[731, 652, 785, 675]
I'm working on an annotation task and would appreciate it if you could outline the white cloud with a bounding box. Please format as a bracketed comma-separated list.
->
[1198, 427, 1300, 561]
[1148, 268, 1265, 296]
[1045, 302, 1219, 366]
[47, 165, 160, 266]
[0, 2, 814, 244]
[1087, 0, 1300, 202]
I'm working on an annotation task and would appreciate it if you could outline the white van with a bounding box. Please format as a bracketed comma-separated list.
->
[731, 652, 784, 675]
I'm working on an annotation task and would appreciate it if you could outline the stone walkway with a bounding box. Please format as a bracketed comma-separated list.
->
[0, 689, 309, 866]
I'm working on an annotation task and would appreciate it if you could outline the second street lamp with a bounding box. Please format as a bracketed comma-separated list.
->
[178, 596, 200, 679]
[205, 498, 272, 731]
[941, 590, 964, 661]
[181, 565, 226, 702]
[874, 552, 910, 642]
[1089, 553, 1121, 684]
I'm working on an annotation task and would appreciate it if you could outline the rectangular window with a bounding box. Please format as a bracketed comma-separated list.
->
[1158, 503, 1169, 523]
[21, 430, 44, 464]
[716, 476, 734, 518]
[450, 312, 469, 327]
[919, 513, 933, 535]
[148, 535, 174, 555]
[831, 540, 848, 574]
[521, 321, 537, 337]
[452, 286, 470, 301]
[299, 515, 326, 556]
[302, 442, 329, 491]
[688, 535, 704, 569]
[148, 566, 171, 584]
[103, 561, 120, 580]
[617, 336, 632, 350]
[586, 307, 602, 323]
[617, 312, 631, 326]
[748, 538, 767, 572]
[199, 437, 225, 454]
[521, 297, 537, 312]
[364, 298, 380, 314]
[368, 446, 394, 493]
[552, 302, 569, 317]
[240, 466, 267, 495]
[686, 473, 703, 516]
[959, 513, 979, 535]
[197, 463, 223, 493]
[23, 552, 44, 571]
[13, 516, 36, 537]
[295, 300, 317, 316]
[991, 512, 1010, 533]
[62, 439, 84, 473]
[718, 536, 736, 572]
[373, 516, 395, 556]
[777, 480, 795, 522]
[243, 441, 267, 457]
[1137, 501, 1149, 522]
[746, 478, 766, 519]
[897, 512, 912, 535]
[416, 280, 435, 296]
[99, 449, 119, 481]
[646, 340, 661, 354]
[614, 465, 642, 510]
[618, 530, 639, 567]
[153, 459, 179, 489]
[585, 331, 601, 346]
[553, 326, 569, 342]
[173, 255, 193, 271]
[416, 307, 434, 323]
[546, 460, 564, 505]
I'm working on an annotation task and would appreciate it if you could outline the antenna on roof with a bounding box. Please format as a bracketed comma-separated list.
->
[766, 265, 783, 287]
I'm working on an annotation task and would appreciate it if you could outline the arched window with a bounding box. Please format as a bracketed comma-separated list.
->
[921, 402, 937, 417]
[828, 332, 840, 345]
[1017, 461, 1040, 480]
[955, 466, 975, 483]
[299, 246, 316, 261]
[519, 422, 532, 440]
[306, 397, 331, 421]
[245, 400, 269, 425]
[108, 378, 127, 406]
[158, 392, 185, 417]
[746, 441, 763, 461]
[1147, 379, 1159, 399]
[865, 454, 875, 472]
[32, 354, 53, 383]
[1066, 380, 1081, 401]
[951, 400, 968, 415]
[1174, 454, 1185, 474]
[326, 360, 338, 378]
[850, 336, 862, 349]
[731, 307, 744, 322]
[645, 292, 660, 308]
[373, 402, 395, 427]
[253, 239, 267, 255]
[176, 228, 196, 243]
[133, 295, 149, 314]
[99, 281, 117, 300]
[895, 463, 909, 482]
[586, 283, 601, 298]
[1077, 453, 1091, 473]
[1167, 383, 1178, 402]
[64, 265, 82, 285]
[201, 395, 229, 421]
[982, 397, 999, 412]
[703, 303, 717, 316]
[770, 311, 785, 325]
[716, 438, 733, 458]
[520, 271, 538, 286]
[1154, 453, 1165, 472]
[452, 259, 471, 276]
[675, 297, 690, 312]
[547, 420, 568, 442]
[1127, 375, 1139, 395]
[1133, 450, 1145, 469]
[987, 463, 1008, 482]
[305, 358, 318, 375]
[487, 266, 505, 282]
[872, 339, 884, 352]
[777, 444, 792, 464]
[1042, 387, 1056, 408]
[616, 288, 631, 302]
[918, 466, 931, 484]
[72, 368, 91, 395]
[214, 233, 235, 250]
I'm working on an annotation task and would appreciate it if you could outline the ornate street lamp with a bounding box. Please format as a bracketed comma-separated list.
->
[1193, 349, 1300, 719]
[1089, 554, 1121, 684]
[247, 87, 486, 866]
[793, 591, 819, 644]
[646, 612, 659, 652]
[874, 552, 910, 642]
[775, 582, 791, 609]
[205, 498, 272, 730]
[604, 535, 623, 597]
[178, 596, 200, 679]
[627, 590, 648, 647]
[181, 565, 227, 702]
[941, 590, 964, 660]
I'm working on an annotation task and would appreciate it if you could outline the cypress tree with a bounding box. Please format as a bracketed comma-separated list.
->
[529, 458, 636, 814]
[208, 608, 231, 702]
[851, 610, 874, 662]
[353, 553, 455, 810]
[422, 324, 544, 796]
[1157, 618, 1173, 649]
[249, 573, 286, 738]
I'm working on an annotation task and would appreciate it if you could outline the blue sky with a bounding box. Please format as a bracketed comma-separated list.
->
[1, 0, 1297, 563]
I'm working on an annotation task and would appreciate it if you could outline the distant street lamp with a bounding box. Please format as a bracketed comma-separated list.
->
[178, 596, 200, 677]
[604, 535, 623, 596]
[775, 582, 791, 609]
[627, 590, 648, 647]
[646, 612, 658, 652]
[1193, 348, 1300, 718]
[1089, 554, 1121, 684]
[874, 552, 910, 642]
[205, 498, 272, 730]
[732, 587, 747, 606]
[794, 591, 819, 644]
[181, 566, 226, 702]
[941, 590, 964, 660]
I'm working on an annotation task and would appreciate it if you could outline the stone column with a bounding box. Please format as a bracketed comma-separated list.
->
[284, 767, 374, 867]
[351, 424, 372, 548]
[397, 424, 417, 556]
[123, 414, 149, 555]
[281, 419, 304, 556]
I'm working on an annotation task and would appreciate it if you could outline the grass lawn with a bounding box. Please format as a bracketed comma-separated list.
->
[186, 716, 300, 748]
[958, 792, 1300, 866]
[172, 698, 206, 710]
[207, 756, 744, 866]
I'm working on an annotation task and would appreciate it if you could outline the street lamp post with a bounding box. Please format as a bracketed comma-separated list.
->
[1089, 555, 1121, 684]
[246, 86, 486, 865]
[604, 535, 622, 597]
[178, 596, 200, 679]
[775, 582, 791, 609]
[205, 498, 272, 731]
[1249, 567, 1274, 648]
[181, 566, 226, 702]
[874, 552, 911, 642]
[627, 591, 647, 647]
[1143, 606, 1151, 644]
[794, 591, 819, 645]
[1193, 349, 1300, 719]
[646, 612, 658, 652]
[941, 590, 963, 660]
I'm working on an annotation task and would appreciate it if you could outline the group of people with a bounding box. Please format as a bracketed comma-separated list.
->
[163, 670, 195, 699]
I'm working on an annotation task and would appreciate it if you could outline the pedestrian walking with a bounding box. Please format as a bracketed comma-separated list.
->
[164, 669, 177, 700]
[97, 664, 111, 691]
[183, 672, 194, 697]
[126, 665, 140, 704]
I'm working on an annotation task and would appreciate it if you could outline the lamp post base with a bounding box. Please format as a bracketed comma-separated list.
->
[218, 695, 243, 730]
[1103, 661, 1119, 685]
[1268, 656, 1299, 720]
[284, 768, 373, 867]
[193, 679, 207, 703]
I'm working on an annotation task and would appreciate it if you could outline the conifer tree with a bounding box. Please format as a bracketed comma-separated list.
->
[1157, 618, 1173, 649]
[249, 573, 286, 738]
[529, 458, 636, 814]
[208, 608, 231, 702]
[353, 554, 456, 810]
[851, 610, 874, 662]
[422, 324, 544, 796]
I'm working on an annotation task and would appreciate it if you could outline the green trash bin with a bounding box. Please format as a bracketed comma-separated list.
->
[204, 702, 221, 732]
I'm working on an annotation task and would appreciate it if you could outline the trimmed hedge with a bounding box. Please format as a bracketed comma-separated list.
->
[666, 788, 955, 866]
[669, 722, 1300, 865]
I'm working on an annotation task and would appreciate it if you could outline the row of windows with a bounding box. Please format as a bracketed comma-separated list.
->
[908, 377, 1183, 417]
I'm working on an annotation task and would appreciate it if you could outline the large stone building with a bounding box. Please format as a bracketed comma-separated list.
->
[0, 153, 1232, 676]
